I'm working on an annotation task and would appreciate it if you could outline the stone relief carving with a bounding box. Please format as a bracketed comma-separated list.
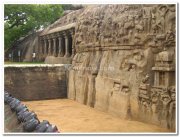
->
[120, 50, 148, 75]
[138, 74, 175, 130]
[111, 80, 131, 95]
[68, 4, 176, 130]
[74, 4, 175, 53]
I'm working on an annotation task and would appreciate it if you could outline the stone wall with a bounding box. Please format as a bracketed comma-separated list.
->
[68, 4, 176, 130]
[5, 64, 69, 101]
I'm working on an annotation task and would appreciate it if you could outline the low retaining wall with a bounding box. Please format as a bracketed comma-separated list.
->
[44, 56, 72, 64]
[4, 64, 70, 101]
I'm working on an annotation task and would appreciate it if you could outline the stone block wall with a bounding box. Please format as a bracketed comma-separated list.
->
[5, 64, 69, 101]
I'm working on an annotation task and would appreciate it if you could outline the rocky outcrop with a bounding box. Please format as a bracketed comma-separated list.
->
[68, 4, 176, 130]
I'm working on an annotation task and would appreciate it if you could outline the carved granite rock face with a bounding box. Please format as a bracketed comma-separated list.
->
[68, 4, 176, 130]
[5, 4, 175, 131]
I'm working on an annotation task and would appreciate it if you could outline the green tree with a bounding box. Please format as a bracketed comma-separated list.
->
[4, 4, 64, 50]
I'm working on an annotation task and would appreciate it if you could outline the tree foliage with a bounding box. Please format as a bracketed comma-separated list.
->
[4, 4, 64, 50]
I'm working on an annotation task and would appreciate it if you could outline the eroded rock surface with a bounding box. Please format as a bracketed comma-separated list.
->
[68, 4, 176, 130]
[5, 4, 176, 131]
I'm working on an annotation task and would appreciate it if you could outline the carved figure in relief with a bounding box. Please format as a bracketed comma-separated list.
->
[110, 82, 119, 96]
[152, 24, 161, 34]
[121, 83, 130, 94]
[111, 80, 130, 96]
[118, 21, 125, 37]
[151, 90, 160, 122]
[165, 30, 175, 46]
[156, 5, 168, 33]
[143, 7, 152, 33]
[166, 5, 175, 32]
[141, 74, 149, 84]
[134, 33, 142, 44]
[120, 50, 148, 74]
[104, 17, 113, 38]
[159, 89, 171, 128]
[151, 7, 156, 23]
[124, 16, 135, 35]
[135, 23, 144, 33]
[146, 100, 153, 119]
[168, 86, 175, 129]
[139, 94, 154, 120]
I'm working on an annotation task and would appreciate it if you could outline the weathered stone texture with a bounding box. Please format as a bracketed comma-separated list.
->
[4, 104, 23, 132]
[38, 9, 84, 63]
[68, 4, 176, 130]
[5, 65, 68, 101]
[41, 9, 84, 36]
[4, 4, 176, 131]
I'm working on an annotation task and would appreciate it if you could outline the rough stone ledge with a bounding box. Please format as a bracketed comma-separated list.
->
[4, 64, 71, 68]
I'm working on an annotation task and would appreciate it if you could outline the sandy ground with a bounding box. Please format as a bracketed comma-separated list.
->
[23, 99, 171, 133]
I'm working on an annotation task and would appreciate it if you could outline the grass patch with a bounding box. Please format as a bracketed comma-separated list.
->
[4, 61, 45, 64]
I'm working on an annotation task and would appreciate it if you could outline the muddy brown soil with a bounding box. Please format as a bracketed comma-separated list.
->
[23, 99, 171, 133]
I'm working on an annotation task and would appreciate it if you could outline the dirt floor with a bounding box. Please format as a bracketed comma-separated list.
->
[23, 99, 171, 133]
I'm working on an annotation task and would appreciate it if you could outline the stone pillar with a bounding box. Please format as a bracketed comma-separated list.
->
[39, 39, 42, 56]
[58, 37, 64, 57]
[38, 38, 42, 61]
[39, 38, 41, 54]
[41, 40, 45, 56]
[40, 39, 42, 55]
[154, 72, 159, 86]
[165, 72, 170, 87]
[44, 39, 47, 55]
[53, 38, 56, 56]
[64, 34, 70, 58]
[41, 40, 44, 55]
[70, 31, 75, 57]
[48, 39, 51, 55]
